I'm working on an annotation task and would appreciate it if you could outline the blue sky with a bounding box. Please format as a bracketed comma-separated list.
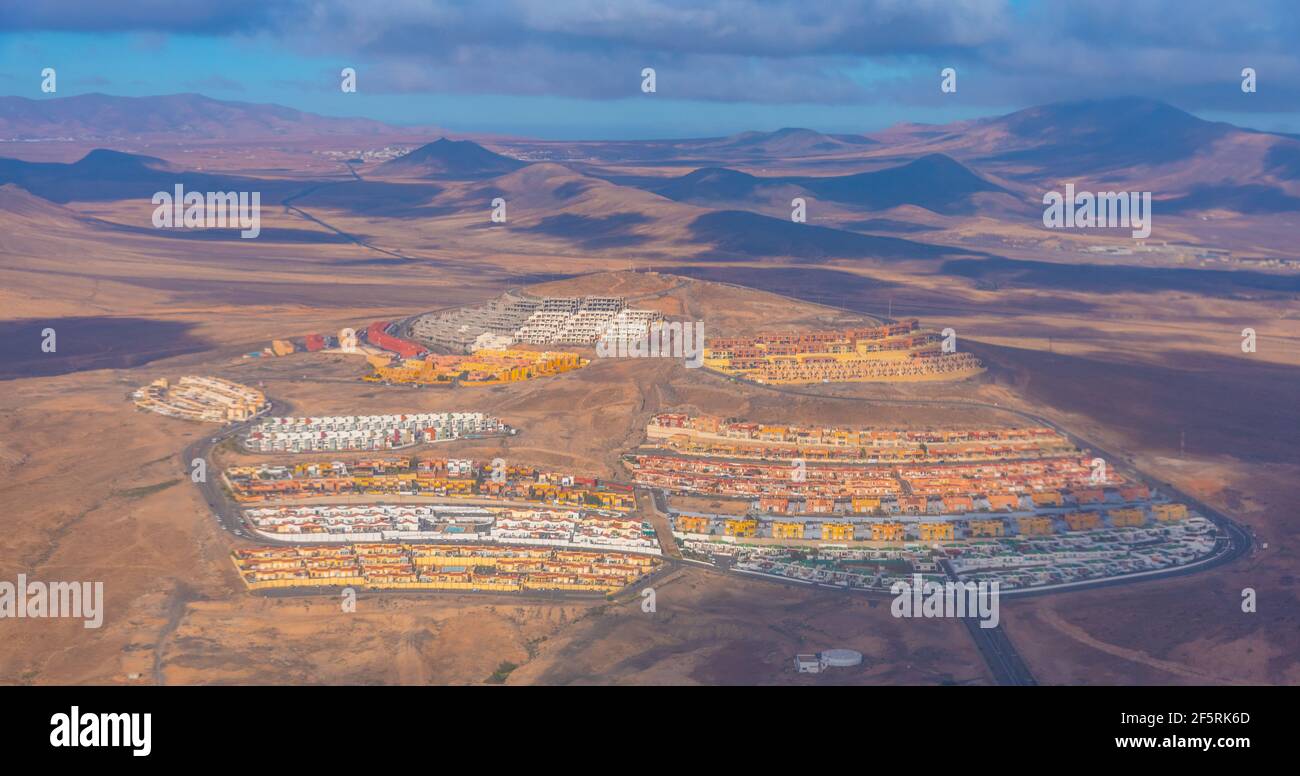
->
[2, 1, 1297, 139]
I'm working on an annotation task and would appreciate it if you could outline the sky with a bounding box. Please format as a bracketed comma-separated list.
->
[2, 0, 1298, 139]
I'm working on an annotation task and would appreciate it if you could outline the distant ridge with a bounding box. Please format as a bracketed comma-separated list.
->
[869, 97, 1300, 212]
[0, 93, 402, 141]
[794, 153, 1006, 214]
[653, 167, 785, 202]
[979, 97, 1238, 172]
[654, 153, 1006, 215]
[698, 127, 879, 156]
[0, 148, 277, 204]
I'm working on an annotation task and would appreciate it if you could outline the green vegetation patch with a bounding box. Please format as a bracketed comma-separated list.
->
[116, 478, 182, 499]
[486, 661, 519, 684]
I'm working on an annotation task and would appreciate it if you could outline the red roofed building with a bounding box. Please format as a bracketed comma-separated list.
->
[365, 321, 426, 359]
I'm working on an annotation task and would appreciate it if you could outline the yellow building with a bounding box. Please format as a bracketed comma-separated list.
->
[371, 349, 585, 385]
[850, 497, 881, 514]
[918, 522, 955, 541]
[1108, 507, 1146, 528]
[1031, 491, 1064, 507]
[724, 518, 759, 537]
[968, 518, 1006, 538]
[870, 522, 906, 542]
[821, 522, 855, 541]
[1064, 511, 1102, 531]
[585, 490, 636, 511]
[771, 521, 806, 540]
[676, 515, 711, 534]
[1017, 516, 1055, 536]
[1153, 503, 1188, 522]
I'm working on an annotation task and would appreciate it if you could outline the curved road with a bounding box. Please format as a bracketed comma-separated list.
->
[684, 364, 1252, 685]
[697, 364, 1253, 581]
[180, 274, 1252, 685]
[181, 399, 284, 541]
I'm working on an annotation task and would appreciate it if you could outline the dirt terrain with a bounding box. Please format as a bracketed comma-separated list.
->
[0, 286, 1000, 685]
[1, 124, 1296, 685]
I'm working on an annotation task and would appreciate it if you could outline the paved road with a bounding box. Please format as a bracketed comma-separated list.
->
[940, 559, 1037, 685]
[700, 365, 1252, 573]
[182, 403, 689, 603]
[180, 400, 282, 540]
[281, 166, 415, 262]
[683, 365, 1252, 685]
[181, 273, 1253, 683]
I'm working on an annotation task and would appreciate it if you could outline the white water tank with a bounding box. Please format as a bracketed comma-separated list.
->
[821, 649, 863, 668]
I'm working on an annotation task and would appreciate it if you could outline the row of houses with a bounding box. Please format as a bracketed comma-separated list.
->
[703, 321, 984, 384]
[625, 452, 1117, 504]
[224, 457, 637, 511]
[241, 412, 507, 452]
[721, 351, 985, 383]
[673, 501, 1188, 542]
[706, 320, 922, 353]
[242, 503, 661, 553]
[646, 413, 1076, 463]
[232, 543, 660, 593]
[132, 375, 267, 423]
[953, 517, 1219, 589]
[678, 515, 1219, 593]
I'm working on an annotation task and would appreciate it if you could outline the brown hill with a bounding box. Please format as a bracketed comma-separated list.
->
[374, 138, 529, 180]
[0, 93, 402, 141]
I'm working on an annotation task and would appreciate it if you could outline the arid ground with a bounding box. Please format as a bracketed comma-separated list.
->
[1, 114, 1297, 685]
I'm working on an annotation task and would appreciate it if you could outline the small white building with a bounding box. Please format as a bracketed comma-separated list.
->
[795, 649, 863, 674]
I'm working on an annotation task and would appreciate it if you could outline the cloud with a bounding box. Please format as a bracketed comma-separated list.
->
[4, 1, 288, 34]
[7, 0, 1299, 110]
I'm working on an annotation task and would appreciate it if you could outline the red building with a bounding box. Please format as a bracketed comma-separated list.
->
[365, 321, 426, 359]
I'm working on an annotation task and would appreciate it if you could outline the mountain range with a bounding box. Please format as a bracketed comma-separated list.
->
[0, 93, 402, 141]
[3, 93, 1299, 261]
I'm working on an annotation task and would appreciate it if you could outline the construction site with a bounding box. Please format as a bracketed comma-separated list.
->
[703, 319, 983, 383]
[364, 348, 586, 385]
[407, 292, 663, 352]
[240, 412, 510, 453]
[231, 543, 661, 594]
[132, 375, 268, 423]
[256, 317, 589, 386]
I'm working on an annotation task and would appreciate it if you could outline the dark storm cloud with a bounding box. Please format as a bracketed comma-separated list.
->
[8, 0, 1298, 109]
[5, 0, 289, 34]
